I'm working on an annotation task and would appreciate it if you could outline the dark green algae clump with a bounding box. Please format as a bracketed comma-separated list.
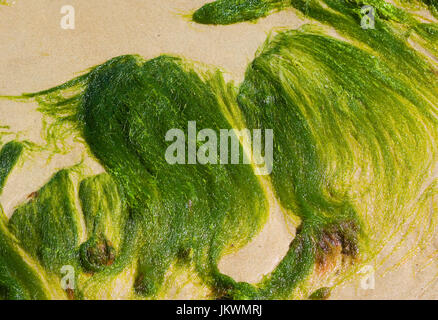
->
[0, 0, 437, 300]
[193, 0, 289, 25]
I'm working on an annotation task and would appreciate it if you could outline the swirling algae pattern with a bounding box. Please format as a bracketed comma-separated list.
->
[0, 0, 437, 299]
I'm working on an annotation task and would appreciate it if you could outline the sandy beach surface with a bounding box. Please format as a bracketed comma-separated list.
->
[0, 0, 436, 299]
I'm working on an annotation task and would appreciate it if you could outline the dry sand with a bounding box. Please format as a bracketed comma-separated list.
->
[0, 0, 436, 299]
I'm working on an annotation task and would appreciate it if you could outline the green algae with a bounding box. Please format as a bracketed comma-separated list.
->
[239, 25, 437, 250]
[193, 0, 289, 25]
[79, 173, 127, 252]
[0, 141, 23, 194]
[0, 0, 437, 300]
[8, 170, 82, 275]
[308, 287, 331, 300]
[0, 210, 52, 300]
[419, 0, 438, 18]
[0, 141, 41, 300]
[80, 55, 269, 298]
[0, 142, 65, 300]
[2, 56, 271, 299]
[193, 0, 438, 25]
